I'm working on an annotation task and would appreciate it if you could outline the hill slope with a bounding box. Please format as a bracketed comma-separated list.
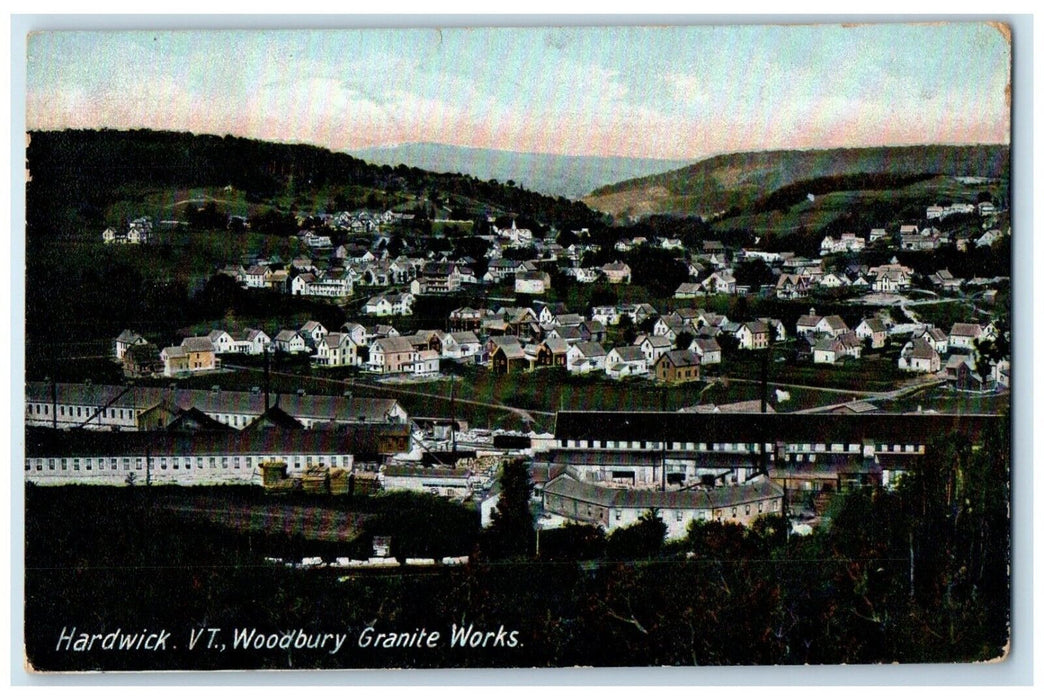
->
[25, 129, 605, 242]
[583, 145, 1009, 219]
[352, 142, 689, 200]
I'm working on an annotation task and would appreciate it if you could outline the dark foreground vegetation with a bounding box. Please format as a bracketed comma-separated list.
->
[25, 418, 1009, 671]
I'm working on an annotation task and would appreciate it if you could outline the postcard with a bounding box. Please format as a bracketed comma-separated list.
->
[20, 22, 1013, 674]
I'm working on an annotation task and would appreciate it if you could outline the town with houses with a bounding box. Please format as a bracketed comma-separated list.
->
[25, 190, 1010, 545]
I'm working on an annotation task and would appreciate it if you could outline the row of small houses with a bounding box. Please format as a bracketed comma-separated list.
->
[224, 252, 635, 306]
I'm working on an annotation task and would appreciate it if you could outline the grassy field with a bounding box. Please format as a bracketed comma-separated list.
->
[905, 300, 985, 329]
[878, 385, 1010, 414]
[720, 351, 908, 393]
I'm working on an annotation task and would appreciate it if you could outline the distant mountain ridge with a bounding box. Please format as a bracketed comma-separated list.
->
[351, 142, 690, 200]
[583, 144, 1010, 219]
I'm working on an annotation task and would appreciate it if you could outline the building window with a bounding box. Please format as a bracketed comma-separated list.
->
[48, 458, 55, 470]
[745, 504, 751, 515]
[135, 458, 143, 471]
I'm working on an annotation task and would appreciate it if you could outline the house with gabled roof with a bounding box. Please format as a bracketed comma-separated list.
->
[855, 318, 888, 349]
[206, 329, 236, 355]
[735, 321, 770, 350]
[701, 270, 737, 295]
[449, 306, 487, 332]
[515, 270, 551, 295]
[299, 321, 328, 349]
[929, 268, 963, 291]
[579, 320, 607, 343]
[114, 330, 148, 361]
[916, 327, 949, 354]
[795, 309, 822, 337]
[159, 346, 189, 377]
[180, 337, 217, 372]
[367, 336, 419, 375]
[314, 332, 361, 367]
[775, 273, 811, 299]
[546, 325, 584, 344]
[601, 261, 632, 285]
[675, 282, 703, 299]
[605, 346, 649, 379]
[636, 334, 673, 367]
[590, 305, 622, 326]
[488, 335, 528, 375]
[537, 302, 570, 326]
[535, 337, 570, 368]
[243, 264, 271, 289]
[945, 355, 989, 392]
[816, 315, 850, 338]
[813, 332, 862, 365]
[898, 339, 941, 373]
[439, 331, 483, 363]
[690, 337, 722, 365]
[654, 349, 701, 384]
[818, 272, 850, 289]
[566, 342, 608, 374]
[274, 330, 307, 354]
[123, 343, 162, 378]
[949, 322, 988, 350]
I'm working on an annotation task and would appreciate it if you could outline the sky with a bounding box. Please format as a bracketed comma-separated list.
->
[25, 23, 1011, 161]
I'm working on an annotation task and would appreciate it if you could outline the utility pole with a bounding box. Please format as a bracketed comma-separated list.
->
[263, 346, 271, 411]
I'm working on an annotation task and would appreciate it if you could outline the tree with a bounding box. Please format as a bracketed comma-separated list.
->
[619, 315, 637, 345]
[606, 510, 666, 560]
[674, 331, 694, 351]
[486, 459, 535, 560]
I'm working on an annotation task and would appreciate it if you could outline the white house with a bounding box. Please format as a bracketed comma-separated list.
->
[314, 333, 359, 367]
[299, 320, 329, 348]
[948, 322, 988, 350]
[701, 271, 737, 295]
[515, 270, 551, 295]
[439, 331, 483, 362]
[244, 328, 271, 355]
[566, 342, 608, 374]
[638, 335, 674, 367]
[605, 346, 649, 379]
[206, 330, 236, 354]
[409, 350, 441, 377]
[917, 327, 949, 355]
[274, 330, 307, 354]
[813, 333, 861, 365]
[898, 339, 941, 373]
[363, 293, 414, 317]
[590, 305, 622, 326]
[691, 337, 722, 365]
[815, 315, 850, 338]
[243, 265, 270, 289]
[114, 330, 148, 361]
